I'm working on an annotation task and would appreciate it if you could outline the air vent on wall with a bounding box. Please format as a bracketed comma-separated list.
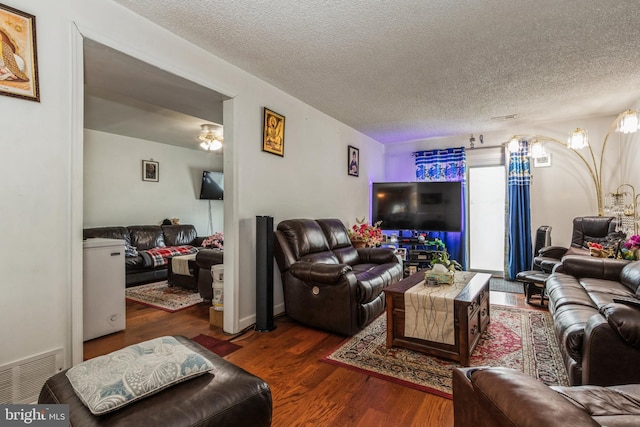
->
[0, 348, 64, 404]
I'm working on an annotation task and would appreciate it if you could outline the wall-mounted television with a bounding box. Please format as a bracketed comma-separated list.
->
[199, 171, 224, 200]
[372, 182, 462, 232]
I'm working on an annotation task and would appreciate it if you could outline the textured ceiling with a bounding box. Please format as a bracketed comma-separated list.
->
[108, 0, 640, 144]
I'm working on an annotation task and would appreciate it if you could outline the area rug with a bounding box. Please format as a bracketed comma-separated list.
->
[125, 281, 203, 312]
[321, 305, 568, 399]
[489, 277, 524, 294]
[191, 334, 242, 357]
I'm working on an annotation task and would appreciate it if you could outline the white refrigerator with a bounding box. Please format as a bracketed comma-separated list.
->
[83, 238, 126, 341]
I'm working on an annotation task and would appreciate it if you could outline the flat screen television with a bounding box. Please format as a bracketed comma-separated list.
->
[372, 182, 462, 232]
[199, 171, 224, 200]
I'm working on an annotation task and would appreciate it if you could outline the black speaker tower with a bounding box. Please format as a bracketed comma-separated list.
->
[255, 215, 276, 332]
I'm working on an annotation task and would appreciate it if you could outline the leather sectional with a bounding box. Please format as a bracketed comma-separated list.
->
[547, 255, 640, 385]
[83, 224, 204, 287]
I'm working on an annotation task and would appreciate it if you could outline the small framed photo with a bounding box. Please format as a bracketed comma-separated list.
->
[262, 107, 285, 156]
[348, 145, 359, 177]
[534, 153, 551, 168]
[0, 3, 40, 102]
[142, 160, 159, 182]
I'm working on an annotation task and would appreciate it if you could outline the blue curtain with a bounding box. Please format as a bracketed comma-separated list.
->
[415, 147, 467, 269]
[507, 141, 532, 279]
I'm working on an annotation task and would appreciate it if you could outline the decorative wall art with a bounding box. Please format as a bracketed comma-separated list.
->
[534, 153, 551, 168]
[0, 3, 39, 102]
[142, 160, 159, 182]
[262, 107, 285, 156]
[348, 145, 359, 177]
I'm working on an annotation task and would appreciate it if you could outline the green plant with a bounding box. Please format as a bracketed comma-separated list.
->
[430, 251, 462, 272]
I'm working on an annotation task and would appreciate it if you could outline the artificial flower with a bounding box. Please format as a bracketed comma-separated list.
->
[348, 217, 383, 247]
[202, 232, 224, 249]
[624, 235, 640, 250]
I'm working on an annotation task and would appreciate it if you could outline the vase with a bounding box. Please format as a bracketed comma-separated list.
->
[351, 240, 367, 249]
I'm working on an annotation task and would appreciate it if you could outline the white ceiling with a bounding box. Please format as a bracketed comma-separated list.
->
[92, 0, 640, 146]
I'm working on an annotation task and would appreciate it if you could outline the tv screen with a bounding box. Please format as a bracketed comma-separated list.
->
[372, 182, 462, 232]
[199, 171, 224, 200]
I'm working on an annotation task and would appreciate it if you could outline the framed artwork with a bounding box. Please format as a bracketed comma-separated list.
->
[348, 145, 359, 177]
[534, 153, 551, 168]
[262, 107, 285, 156]
[0, 3, 39, 102]
[142, 160, 159, 182]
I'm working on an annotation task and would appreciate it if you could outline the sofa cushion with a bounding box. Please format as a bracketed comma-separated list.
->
[600, 303, 640, 349]
[547, 274, 597, 312]
[620, 260, 640, 295]
[354, 263, 400, 304]
[162, 225, 197, 246]
[332, 246, 360, 265]
[83, 226, 131, 245]
[128, 225, 166, 250]
[277, 219, 331, 260]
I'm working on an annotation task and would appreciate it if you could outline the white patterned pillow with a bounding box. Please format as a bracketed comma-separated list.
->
[66, 336, 215, 415]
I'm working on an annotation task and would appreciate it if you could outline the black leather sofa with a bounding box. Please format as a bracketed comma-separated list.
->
[83, 224, 204, 287]
[547, 256, 640, 386]
[453, 366, 640, 427]
[273, 218, 403, 336]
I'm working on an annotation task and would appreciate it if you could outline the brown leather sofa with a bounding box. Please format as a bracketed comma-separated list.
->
[274, 218, 403, 336]
[84, 225, 204, 287]
[453, 367, 640, 427]
[38, 336, 272, 426]
[547, 256, 640, 385]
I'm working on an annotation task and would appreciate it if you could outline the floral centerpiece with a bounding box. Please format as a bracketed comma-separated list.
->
[348, 218, 383, 248]
[202, 232, 224, 249]
[622, 235, 640, 260]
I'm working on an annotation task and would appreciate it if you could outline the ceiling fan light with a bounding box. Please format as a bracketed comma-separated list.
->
[210, 140, 222, 150]
[567, 128, 588, 149]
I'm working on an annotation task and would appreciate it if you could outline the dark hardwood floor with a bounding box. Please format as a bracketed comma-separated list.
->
[84, 290, 542, 427]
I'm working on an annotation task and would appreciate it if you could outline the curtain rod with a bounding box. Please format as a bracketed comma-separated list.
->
[412, 144, 505, 156]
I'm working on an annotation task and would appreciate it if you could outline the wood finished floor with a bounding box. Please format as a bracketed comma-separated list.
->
[84, 290, 544, 427]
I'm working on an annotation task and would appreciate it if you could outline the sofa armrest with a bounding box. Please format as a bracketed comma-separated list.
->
[582, 310, 640, 386]
[600, 303, 640, 348]
[356, 247, 400, 264]
[556, 255, 628, 280]
[289, 261, 353, 284]
[453, 367, 599, 427]
[538, 245, 568, 259]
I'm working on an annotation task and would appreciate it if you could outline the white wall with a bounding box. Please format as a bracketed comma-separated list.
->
[84, 130, 223, 235]
[0, 0, 384, 372]
[384, 115, 640, 251]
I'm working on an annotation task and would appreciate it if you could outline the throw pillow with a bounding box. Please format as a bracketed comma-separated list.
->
[66, 336, 214, 415]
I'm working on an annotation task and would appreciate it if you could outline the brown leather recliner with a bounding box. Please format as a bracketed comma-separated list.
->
[533, 216, 624, 272]
[453, 367, 640, 427]
[273, 218, 403, 336]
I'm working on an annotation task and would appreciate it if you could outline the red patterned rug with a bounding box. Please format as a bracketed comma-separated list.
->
[191, 334, 242, 357]
[126, 281, 203, 312]
[321, 305, 569, 399]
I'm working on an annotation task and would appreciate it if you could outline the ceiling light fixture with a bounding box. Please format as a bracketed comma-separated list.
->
[198, 124, 223, 151]
[506, 109, 640, 215]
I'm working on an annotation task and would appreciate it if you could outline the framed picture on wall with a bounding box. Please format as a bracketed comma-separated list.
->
[534, 153, 551, 167]
[142, 160, 159, 182]
[262, 107, 285, 156]
[348, 145, 359, 177]
[0, 3, 40, 102]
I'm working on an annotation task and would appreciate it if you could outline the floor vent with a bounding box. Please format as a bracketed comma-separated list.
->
[0, 348, 64, 404]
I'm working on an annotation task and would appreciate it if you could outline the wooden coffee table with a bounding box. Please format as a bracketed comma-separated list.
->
[385, 271, 491, 366]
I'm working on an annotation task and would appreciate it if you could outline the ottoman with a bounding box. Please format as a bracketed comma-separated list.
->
[38, 336, 272, 427]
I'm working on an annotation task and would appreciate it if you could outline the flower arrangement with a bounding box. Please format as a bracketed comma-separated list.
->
[348, 218, 383, 247]
[624, 235, 640, 250]
[621, 235, 640, 260]
[202, 232, 224, 249]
